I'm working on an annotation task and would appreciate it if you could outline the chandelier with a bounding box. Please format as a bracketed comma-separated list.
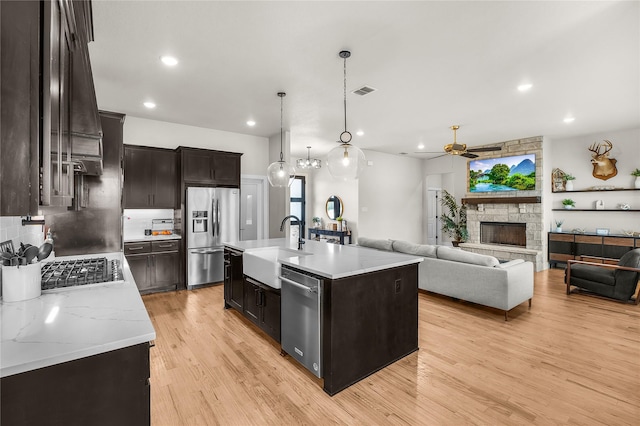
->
[296, 146, 322, 169]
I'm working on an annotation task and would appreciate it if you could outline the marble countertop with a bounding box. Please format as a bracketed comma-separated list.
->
[0, 252, 156, 378]
[124, 234, 182, 243]
[224, 238, 423, 280]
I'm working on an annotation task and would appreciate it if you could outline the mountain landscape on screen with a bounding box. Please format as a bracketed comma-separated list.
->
[469, 154, 536, 192]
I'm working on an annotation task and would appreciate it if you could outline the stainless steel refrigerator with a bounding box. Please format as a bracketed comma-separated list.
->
[186, 187, 239, 289]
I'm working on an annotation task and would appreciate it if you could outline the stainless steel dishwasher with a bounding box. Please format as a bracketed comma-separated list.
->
[279, 265, 323, 378]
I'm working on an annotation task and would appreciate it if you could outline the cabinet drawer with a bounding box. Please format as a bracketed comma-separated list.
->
[152, 240, 180, 252]
[603, 237, 634, 247]
[550, 253, 574, 262]
[549, 233, 574, 242]
[575, 235, 602, 244]
[124, 242, 152, 255]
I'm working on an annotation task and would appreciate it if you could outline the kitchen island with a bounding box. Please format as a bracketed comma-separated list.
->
[0, 253, 155, 425]
[224, 239, 422, 395]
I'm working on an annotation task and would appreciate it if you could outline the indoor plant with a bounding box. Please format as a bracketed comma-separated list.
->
[555, 219, 564, 232]
[312, 216, 321, 228]
[632, 168, 640, 189]
[564, 174, 576, 191]
[562, 199, 576, 209]
[440, 190, 468, 246]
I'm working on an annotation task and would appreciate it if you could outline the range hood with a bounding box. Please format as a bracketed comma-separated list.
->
[70, 21, 103, 176]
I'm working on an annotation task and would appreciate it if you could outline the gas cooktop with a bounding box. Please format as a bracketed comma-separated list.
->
[41, 257, 123, 290]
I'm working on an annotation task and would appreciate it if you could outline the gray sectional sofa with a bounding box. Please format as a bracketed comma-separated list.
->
[357, 237, 534, 320]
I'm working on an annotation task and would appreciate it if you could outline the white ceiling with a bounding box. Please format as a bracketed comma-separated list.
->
[88, 1, 639, 159]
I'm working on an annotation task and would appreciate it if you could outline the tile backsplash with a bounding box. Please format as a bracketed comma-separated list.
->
[0, 216, 45, 250]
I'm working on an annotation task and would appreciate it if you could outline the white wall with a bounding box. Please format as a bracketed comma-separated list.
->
[123, 116, 269, 176]
[310, 162, 358, 239]
[268, 131, 291, 237]
[358, 151, 424, 243]
[548, 127, 640, 233]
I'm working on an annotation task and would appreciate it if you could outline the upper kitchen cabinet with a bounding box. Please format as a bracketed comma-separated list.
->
[179, 147, 242, 187]
[124, 145, 178, 209]
[0, 0, 102, 215]
[0, 0, 41, 215]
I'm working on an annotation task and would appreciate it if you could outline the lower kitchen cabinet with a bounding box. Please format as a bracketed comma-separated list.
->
[1, 342, 151, 426]
[224, 248, 244, 311]
[244, 277, 281, 343]
[125, 240, 181, 293]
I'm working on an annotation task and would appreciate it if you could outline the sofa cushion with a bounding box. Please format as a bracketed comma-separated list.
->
[392, 240, 437, 258]
[357, 237, 393, 251]
[437, 246, 500, 267]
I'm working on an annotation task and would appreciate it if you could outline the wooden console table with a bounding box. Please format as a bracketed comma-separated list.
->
[308, 229, 351, 245]
[548, 232, 639, 268]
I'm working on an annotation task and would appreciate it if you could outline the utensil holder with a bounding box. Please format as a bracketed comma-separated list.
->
[2, 262, 41, 302]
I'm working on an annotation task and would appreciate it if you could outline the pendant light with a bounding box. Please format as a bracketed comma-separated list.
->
[296, 146, 322, 169]
[267, 92, 296, 187]
[327, 50, 366, 181]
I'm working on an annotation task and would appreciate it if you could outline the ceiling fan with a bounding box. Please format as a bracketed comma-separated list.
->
[416, 125, 502, 159]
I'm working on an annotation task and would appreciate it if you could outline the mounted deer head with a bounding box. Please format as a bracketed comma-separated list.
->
[588, 140, 617, 180]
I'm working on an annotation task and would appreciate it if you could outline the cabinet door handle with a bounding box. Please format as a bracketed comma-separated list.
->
[128, 246, 145, 251]
[152, 194, 155, 205]
[157, 243, 173, 248]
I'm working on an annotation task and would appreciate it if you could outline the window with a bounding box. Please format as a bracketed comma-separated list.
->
[290, 176, 306, 237]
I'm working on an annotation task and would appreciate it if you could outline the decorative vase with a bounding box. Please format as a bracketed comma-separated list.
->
[556, 227, 562, 233]
[635, 176, 640, 189]
[565, 180, 573, 191]
[564, 205, 573, 210]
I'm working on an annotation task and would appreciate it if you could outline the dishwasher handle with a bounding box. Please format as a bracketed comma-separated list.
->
[278, 275, 318, 293]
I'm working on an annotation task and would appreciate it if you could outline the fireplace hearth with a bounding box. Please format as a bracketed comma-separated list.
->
[481, 222, 526, 247]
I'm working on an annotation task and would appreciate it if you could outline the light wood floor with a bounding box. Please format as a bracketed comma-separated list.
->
[142, 269, 640, 425]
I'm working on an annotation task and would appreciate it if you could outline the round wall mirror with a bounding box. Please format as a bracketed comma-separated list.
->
[326, 195, 343, 220]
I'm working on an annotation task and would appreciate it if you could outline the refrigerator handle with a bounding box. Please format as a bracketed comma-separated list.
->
[216, 199, 221, 237]
[211, 198, 216, 238]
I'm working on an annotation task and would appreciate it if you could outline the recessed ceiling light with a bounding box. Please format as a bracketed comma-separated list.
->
[143, 101, 156, 109]
[563, 117, 575, 123]
[160, 56, 178, 66]
[356, 130, 364, 136]
[518, 83, 533, 92]
[246, 120, 256, 127]
[417, 144, 425, 150]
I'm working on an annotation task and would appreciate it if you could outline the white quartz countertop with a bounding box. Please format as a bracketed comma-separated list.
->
[224, 238, 423, 280]
[0, 252, 156, 378]
[124, 234, 182, 243]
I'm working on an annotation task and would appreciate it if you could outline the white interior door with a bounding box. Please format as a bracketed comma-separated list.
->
[240, 176, 268, 241]
[426, 189, 441, 245]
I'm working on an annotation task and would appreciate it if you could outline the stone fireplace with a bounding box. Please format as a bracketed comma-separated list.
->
[459, 136, 546, 271]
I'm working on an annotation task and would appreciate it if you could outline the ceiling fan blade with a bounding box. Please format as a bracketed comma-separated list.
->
[467, 146, 502, 153]
[413, 152, 444, 154]
[461, 152, 479, 159]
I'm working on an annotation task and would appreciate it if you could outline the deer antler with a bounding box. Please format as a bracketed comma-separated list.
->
[588, 140, 613, 156]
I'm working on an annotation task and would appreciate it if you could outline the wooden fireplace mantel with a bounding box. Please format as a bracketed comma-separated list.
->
[462, 196, 541, 205]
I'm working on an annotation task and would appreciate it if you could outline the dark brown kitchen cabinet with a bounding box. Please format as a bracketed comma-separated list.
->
[224, 248, 244, 311]
[243, 277, 281, 343]
[1, 342, 150, 426]
[0, 0, 41, 215]
[180, 147, 242, 187]
[125, 240, 180, 293]
[124, 145, 178, 208]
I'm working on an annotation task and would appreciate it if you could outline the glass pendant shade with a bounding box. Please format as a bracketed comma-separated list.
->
[296, 146, 321, 169]
[327, 142, 366, 181]
[267, 160, 296, 187]
[268, 91, 295, 188]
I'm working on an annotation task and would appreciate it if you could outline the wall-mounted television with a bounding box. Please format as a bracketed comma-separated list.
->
[469, 153, 536, 192]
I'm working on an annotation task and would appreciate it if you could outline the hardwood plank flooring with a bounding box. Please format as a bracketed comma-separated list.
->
[142, 269, 640, 425]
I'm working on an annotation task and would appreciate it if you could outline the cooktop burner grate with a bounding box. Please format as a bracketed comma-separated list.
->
[41, 257, 123, 290]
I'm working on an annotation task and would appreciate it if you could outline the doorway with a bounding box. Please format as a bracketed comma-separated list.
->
[426, 189, 441, 245]
[289, 176, 306, 240]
